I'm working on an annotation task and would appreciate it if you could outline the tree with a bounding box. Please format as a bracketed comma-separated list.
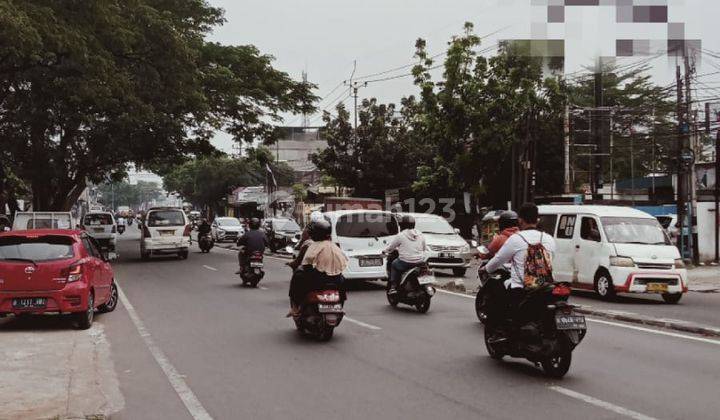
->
[161, 155, 294, 216]
[0, 1, 316, 211]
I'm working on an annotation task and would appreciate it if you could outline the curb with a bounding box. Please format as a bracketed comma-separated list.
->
[437, 284, 720, 339]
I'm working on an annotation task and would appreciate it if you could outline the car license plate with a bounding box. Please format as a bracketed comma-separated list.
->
[93, 228, 105, 233]
[418, 274, 435, 285]
[359, 258, 382, 267]
[646, 283, 668, 293]
[250, 262, 264, 268]
[555, 314, 587, 330]
[439, 252, 454, 259]
[318, 304, 343, 313]
[12, 297, 47, 309]
[160, 230, 175, 237]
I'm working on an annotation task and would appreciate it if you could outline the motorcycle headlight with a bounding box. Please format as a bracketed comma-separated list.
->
[674, 258, 686, 268]
[609, 256, 635, 267]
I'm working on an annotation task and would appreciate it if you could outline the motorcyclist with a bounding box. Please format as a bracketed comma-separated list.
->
[481, 203, 556, 325]
[287, 218, 347, 317]
[384, 215, 426, 295]
[198, 219, 211, 237]
[288, 211, 325, 271]
[479, 210, 519, 259]
[235, 218, 267, 274]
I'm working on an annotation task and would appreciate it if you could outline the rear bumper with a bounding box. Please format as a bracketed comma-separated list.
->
[0, 283, 90, 315]
[344, 255, 388, 280]
[424, 250, 472, 268]
[142, 238, 190, 251]
[609, 267, 688, 294]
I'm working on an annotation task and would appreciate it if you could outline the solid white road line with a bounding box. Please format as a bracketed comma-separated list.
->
[549, 386, 658, 420]
[117, 285, 214, 420]
[437, 289, 720, 346]
[343, 316, 382, 330]
[202, 265, 218, 271]
[586, 318, 720, 346]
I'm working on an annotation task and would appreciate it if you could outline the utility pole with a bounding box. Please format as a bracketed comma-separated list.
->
[593, 72, 603, 200]
[344, 61, 367, 129]
[564, 104, 571, 194]
[676, 64, 687, 257]
[684, 54, 700, 264]
[707, 103, 719, 263]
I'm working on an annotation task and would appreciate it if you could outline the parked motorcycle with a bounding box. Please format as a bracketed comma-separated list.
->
[385, 251, 436, 313]
[239, 249, 264, 287]
[294, 282, 344, 341]
[476, 247, 587, 378]
[199, 233, 214, 253]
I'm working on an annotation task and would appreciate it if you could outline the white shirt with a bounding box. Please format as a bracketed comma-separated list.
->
[485, 230, 556, 289]
[384, 229, 427, 264]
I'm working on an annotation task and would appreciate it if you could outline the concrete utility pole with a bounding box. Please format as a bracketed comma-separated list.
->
[684, 54, 700, 264]
[592, 72, 603, 199]
[564, 104, 571, 194]
[707, 103, 720, 263]
[676, 64, 687, 257]
[344, 61, 367, 129]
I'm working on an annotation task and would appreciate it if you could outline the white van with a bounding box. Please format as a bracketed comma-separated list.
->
[538, 205, 688, 303]
[82, 211, 117, 252]
[324, 210, 399, 280]
[140, 207, 191, 260]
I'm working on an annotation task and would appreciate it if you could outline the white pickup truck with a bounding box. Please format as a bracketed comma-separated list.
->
[12, 212, 76, 231]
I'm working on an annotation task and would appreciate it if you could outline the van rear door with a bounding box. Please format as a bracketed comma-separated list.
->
[334, 212, 398, 255]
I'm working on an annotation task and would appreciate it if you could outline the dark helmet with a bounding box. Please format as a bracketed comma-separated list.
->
[498, 210, 518, 231]
[309, 219, 332, 241]
[249, 218, 261, 229]
[398, 215, 415, 231]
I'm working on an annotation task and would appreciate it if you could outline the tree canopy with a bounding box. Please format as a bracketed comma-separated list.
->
[0, 0, 316, 211]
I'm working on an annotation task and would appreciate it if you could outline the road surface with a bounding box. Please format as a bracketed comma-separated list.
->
[100, 226, 720, 420]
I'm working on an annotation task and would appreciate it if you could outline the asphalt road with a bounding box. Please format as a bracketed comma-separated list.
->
[103, 226, 720, 420]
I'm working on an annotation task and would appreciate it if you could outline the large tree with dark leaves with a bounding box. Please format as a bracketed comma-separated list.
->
[0, 0, 316, 210]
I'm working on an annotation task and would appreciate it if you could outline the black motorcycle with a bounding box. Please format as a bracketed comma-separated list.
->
[385, 252, 436, 313]
[198, 233, 214, 253]
[239, 249, 264, 287]
[117, 224, 126, 235]
[476, 259, 587, 378]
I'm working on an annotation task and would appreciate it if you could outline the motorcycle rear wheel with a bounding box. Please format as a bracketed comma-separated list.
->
[541, 347, 572, 378]
[484, 328, 505, 360]
[475, 289, 488, 323]
[317, 326, 334, 342]
[415, 294, 431, 313]
[386, 283, 399, 307]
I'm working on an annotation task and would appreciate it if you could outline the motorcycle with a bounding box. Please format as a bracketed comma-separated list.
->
[385, 251, 436, 313]
[239, 249, 264, 287]
[475, 247, 587, 378]
[198, 233, 214, 253]
[293, 276, 344, 341]
[117, 224, 126, 235]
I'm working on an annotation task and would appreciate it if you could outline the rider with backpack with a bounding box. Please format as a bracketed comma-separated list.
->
[481, 203, 556, 323]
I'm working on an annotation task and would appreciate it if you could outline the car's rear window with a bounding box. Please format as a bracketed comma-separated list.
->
[84, 214, 113, 225]
[336, 213, 398, 238]
[148, 210, 185, 227]
[0, 235, 75, 262]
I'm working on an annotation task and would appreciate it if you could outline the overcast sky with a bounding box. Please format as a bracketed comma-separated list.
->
[206, 0, 720, 152]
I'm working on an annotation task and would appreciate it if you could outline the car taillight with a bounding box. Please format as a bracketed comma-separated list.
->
[142, 225, 151, 237]
[552, 285, 571, 297]
[62, 264, 83, 283]
[183, 225, 192, 237]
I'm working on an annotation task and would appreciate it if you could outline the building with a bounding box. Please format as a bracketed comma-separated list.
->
[272, 127, 327, 185]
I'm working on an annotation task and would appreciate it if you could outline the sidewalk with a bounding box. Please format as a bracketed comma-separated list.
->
[687, 266, 720, 292]
[0, 317, 124, 420]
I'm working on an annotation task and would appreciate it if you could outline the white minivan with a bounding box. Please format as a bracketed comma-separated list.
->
[324, 210, 399, 280]
[538, 205, 688, 303]
[140, 207, 191, 260]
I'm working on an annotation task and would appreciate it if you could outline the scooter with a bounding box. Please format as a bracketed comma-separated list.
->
[239, 249, 264, 287]
[476, 246, 587, 378]
[117, 224, 126, 235]
[198, 233, 214, 253]
[385, 251, 436, 313]
[293, 280, 344, 341]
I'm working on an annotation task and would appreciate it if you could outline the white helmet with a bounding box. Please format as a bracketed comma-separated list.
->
[310, 211, 324, 223]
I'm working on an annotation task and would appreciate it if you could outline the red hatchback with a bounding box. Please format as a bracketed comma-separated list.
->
[0, 229, 118, 329]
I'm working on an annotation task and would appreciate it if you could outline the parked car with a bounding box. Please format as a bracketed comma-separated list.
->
[0, 229, 118, 328]
[403, 213, 473, 276]
[264, 218, 302, 252]
[211, 217, 244, 242]
[324, 210, 399, 281]
[81, 212, 117, 256]
[140, 207, 191, 260]
[538, 205, 688, 303]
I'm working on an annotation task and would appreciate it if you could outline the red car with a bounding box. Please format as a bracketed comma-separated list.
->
[0, 229, 118, 329]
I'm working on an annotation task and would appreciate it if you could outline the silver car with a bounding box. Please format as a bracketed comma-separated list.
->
[407, 213, 473, 277]
[211, 217, 244, 242]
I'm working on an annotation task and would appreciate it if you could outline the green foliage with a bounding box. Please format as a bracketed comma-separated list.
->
[0, 0, 317, 211]
[96, 181, 163, 211]
[292, 183, 307, 202]
[161, 155, 294, 214]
